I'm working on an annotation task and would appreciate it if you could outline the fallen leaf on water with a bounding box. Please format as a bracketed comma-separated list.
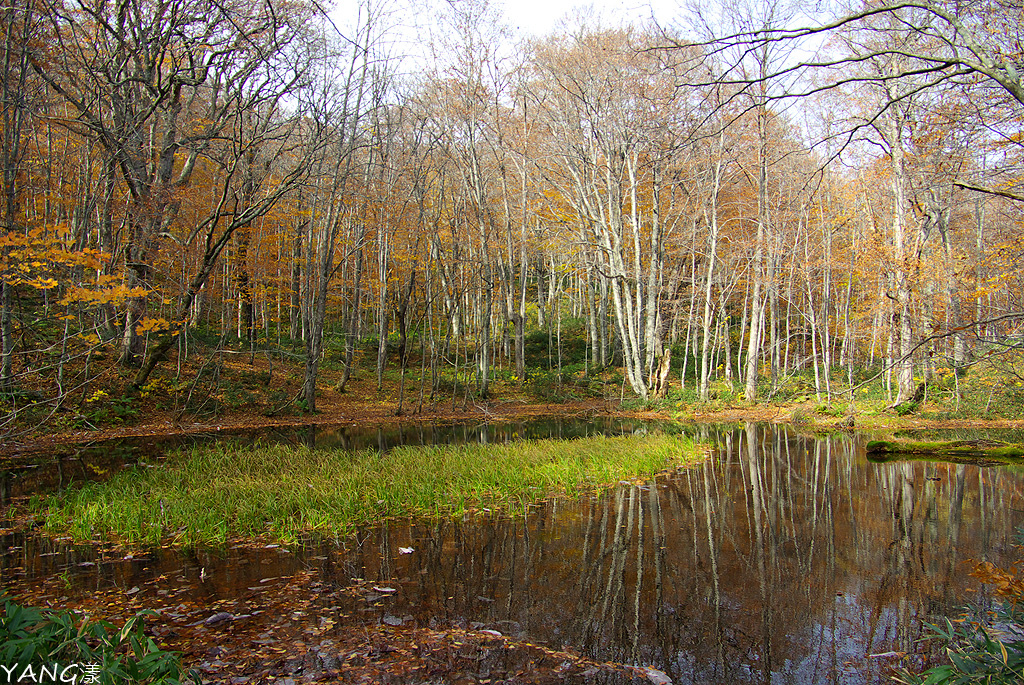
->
[189, 611, 235, 627]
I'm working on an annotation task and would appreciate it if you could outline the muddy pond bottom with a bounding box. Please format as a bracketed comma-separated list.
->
[6, 424, 1024, 684]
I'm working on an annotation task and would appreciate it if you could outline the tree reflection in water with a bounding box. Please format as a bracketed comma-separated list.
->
[337, 424, 1022, 684]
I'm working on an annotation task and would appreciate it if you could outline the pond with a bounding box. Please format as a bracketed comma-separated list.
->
[4, 422, 1024, 684]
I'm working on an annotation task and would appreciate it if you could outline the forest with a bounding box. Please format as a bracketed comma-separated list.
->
[2, 0, 1023, 432]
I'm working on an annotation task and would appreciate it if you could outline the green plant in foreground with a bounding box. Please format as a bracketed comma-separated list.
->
[36, 433, 704, 546]
[0, 596, 197, 684]
[893, 541, 1024, 684]
[892, 616, 1024, 684]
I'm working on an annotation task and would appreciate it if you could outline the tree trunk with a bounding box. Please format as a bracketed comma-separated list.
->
[0, 281, 12, 391]
[289, 223, 303, 342]
[339, 241, 364, 392]
[744, 96, 769, 402]
[700, 144, 725, 401]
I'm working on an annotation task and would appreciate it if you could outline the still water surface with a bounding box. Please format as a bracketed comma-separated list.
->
[6, 422, 1024, 683]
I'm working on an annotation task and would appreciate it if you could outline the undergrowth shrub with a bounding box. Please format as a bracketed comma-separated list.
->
[0, 596, 197, 684]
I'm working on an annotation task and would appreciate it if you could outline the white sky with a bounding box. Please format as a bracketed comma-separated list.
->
[328, 0, 687, 54]
[496, 0, 680, 38]
[328, 0, 833, 79]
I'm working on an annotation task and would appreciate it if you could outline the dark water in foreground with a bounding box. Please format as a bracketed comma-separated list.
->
[5, 423, 1024, 684]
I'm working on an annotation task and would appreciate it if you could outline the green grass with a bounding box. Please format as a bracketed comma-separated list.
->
[35, 433, 704, 547]
[1, 596, 196, 684]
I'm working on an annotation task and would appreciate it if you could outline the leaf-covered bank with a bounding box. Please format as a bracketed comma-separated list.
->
[34, 433, 705, 547]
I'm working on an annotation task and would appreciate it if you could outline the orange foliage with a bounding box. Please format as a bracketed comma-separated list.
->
[1, 227, 104, 291]
[970, 559, 1024, 604]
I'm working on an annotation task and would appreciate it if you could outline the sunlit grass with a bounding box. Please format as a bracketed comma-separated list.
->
[35, 433, 704, 547]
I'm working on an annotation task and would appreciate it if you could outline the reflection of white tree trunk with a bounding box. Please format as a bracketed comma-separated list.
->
[745, 423, 773, 679]
[648, 482, 666, 631]
[631, 488, 645, 662]
[897, 462, 915, 652]
[575, 494, 611, 641]
[702, 460, 726, 672]
[599, 485, 632, 625]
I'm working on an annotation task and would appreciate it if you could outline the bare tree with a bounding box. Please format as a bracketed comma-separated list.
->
[31, 0, 320, 368]
[532, 26, 694, 398]
[665, 0, 1024, 201]
[664, 0, 1024, 399]
[299, 0, 393, 412]
[425, 0, 514, 398]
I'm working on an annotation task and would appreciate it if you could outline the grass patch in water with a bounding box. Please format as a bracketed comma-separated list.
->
[35, 433, 704, 547]
[866, 439, 1024, 459]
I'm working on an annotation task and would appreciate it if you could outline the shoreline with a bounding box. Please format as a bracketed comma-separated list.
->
[6, 397, 1024, 461]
